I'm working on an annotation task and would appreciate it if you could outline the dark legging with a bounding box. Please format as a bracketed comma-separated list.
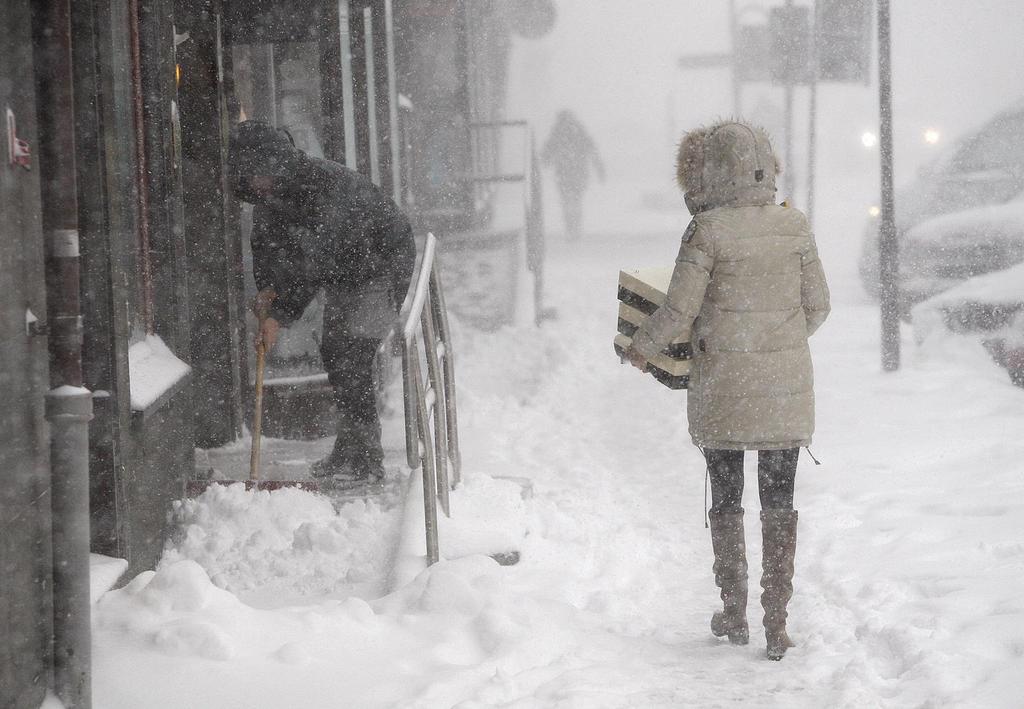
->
[706, 448, 799, 514]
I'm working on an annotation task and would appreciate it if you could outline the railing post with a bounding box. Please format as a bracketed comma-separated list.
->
[420, 295, 450, 516]
[400, 233, 461, 566]
[410, 351, 439, 565]
[430, 264, 461, 483]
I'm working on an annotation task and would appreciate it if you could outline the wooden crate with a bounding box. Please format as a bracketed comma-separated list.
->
[615, 268, 692, 389]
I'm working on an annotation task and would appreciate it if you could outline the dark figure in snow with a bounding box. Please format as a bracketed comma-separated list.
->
[541, 110, 605, 241]
[228, 120, 416, 483]
[625, 121, 830, 660]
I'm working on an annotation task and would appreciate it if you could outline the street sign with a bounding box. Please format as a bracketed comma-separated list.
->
[736, 24, 771, 82]
[816, 0, 872, 84]
[769, 5, 813, 85]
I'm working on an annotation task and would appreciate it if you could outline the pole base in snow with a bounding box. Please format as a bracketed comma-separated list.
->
[490, 551, 520, 566]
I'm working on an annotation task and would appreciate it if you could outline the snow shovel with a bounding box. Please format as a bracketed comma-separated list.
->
[185, 315, 320, 496]
[249, 339, 267, 482]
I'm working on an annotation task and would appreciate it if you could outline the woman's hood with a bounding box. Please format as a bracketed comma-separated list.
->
[676, 119, 780, 213]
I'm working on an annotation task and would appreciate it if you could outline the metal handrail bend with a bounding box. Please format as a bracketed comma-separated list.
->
[400, 232, 461, 565]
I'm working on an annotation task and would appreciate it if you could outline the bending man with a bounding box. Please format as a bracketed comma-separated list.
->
[228, 120, 416, 484]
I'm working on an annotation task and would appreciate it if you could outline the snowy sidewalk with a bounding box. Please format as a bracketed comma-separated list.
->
[93, 232, 1024, 708]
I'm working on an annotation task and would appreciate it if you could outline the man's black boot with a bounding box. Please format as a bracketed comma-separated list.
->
[311, 416, 361, 480]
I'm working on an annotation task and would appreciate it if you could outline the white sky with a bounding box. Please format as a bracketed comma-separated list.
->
[508, 0, 1024, 191]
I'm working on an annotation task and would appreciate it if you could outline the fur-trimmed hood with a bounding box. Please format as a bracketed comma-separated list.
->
[676, 120, 780, 214]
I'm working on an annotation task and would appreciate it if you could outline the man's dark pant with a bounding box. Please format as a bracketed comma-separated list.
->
[706, 448, 799, 514]
[319, 284, 397, 426]
[320, 335, 381, 424]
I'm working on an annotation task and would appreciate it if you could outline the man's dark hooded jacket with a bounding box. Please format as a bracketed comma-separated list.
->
[229, 121, 416, 326]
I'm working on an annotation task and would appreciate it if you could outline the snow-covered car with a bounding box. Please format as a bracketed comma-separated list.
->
[899, 197, 1024, 309]
[912, 260, 1024, 387]
[859, 102, 1024, 307]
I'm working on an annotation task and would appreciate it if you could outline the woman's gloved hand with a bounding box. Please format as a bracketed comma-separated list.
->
[624, 345, 649, 372]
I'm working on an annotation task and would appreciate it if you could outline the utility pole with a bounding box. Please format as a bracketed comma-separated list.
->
[877, 0, 900, 370]
[806, 3, 819, 228]
[729, 0, 741, 115]
[678, 1, 746, 118]
[782, 0, 795, 201]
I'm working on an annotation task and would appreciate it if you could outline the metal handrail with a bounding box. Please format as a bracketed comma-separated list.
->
[400, 232, 460, 565]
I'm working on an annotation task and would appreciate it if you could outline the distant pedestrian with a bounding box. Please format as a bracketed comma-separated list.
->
[541, 110, 605, 240]
[625, 120, 830, 660]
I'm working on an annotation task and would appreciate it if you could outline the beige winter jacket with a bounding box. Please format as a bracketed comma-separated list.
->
[631, 121, 830, 450]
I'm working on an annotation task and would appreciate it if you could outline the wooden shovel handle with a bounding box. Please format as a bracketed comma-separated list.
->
[250, 339, 266, 481]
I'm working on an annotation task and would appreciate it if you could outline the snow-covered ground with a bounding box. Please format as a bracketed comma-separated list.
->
[91, 223, 1024, 708]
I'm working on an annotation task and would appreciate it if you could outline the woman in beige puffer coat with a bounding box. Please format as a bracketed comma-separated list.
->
[626, 120, 830, 660]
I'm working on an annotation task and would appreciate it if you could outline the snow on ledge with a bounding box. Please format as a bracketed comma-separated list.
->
[128, 335, 191, 411]
[39, 690, 66, 709]
[49, 385, 91, 397]
[90, 553, 128, 604]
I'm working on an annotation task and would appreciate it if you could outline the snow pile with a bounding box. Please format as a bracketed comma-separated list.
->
[127, 335, 191, 411]
[94, 553, 552, 708]
[96, 561, 255, 661]
[162, 484, 402, 606]
[437, 474, 528, 560]
[94, 557, 423, 706]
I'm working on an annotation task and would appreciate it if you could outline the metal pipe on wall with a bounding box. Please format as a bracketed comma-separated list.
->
[338, 1, 357, 169]
[128, 0, 155, 334]
[364, 7, 381, 185]
[30, 0, 94, 706]
[384, 0, 401, 204]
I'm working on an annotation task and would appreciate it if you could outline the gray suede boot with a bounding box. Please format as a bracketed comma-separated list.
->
[760, 509, 798, 660]
[709, 509, 750, 645]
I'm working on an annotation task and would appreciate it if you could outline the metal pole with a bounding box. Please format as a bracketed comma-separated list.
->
[32, 1, 93, 705]
[782, 0, 795, 201]
[46, 388, 93, 709]
[784, 81, 794, 200]
[729, 0, 741, 115]
[806, 2, 818, 228]
[338, 1, 357, 169]
[877, 0, 900, 370]
[364, 7, 381, 186]
[128, 0, 154, 334]
[384, 0, 402, 205]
